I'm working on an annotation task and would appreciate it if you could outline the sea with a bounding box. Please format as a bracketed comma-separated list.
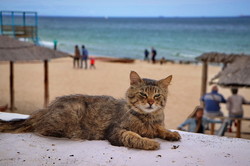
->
[37, 16, 250, 61]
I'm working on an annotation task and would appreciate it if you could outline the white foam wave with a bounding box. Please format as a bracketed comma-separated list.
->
[39, 40, 54, 47]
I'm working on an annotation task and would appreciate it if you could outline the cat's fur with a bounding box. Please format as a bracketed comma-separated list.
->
[0, 71, 181, 150]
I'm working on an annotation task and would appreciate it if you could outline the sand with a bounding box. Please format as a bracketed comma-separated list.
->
[0, 57, 250, 138]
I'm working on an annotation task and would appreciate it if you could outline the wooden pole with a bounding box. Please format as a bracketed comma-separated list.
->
[44, 60, 49, 108]
[236, 119, 241, 138]
[10, 61, 15, 111]
[210, 123, 215, 135]
[200, 61, 208, 106]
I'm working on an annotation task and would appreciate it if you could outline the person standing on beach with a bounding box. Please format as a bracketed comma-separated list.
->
[81, 45, 89, 69]
[144, 49, 149, 61]
[151, 47, 157, 64]
[226, 88, 250, 132]
[201, 85, 226, 118]
[74, 45, 80, 68]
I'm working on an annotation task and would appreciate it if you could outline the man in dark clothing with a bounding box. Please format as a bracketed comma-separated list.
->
[144, 49, 149, 61]
[81, 45, 89, 69]
[151, 47, 157, 64]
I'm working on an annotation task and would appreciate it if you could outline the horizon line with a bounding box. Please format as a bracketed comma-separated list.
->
[38, 15, 250, 18]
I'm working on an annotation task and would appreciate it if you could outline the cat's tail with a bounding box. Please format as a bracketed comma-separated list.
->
[0, 119, 33, 133]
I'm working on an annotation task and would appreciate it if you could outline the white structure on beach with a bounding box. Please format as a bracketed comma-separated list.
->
[0, 112, 250, 166]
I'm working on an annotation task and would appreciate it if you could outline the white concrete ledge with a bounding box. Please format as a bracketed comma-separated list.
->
[1, 113, 250, 166]
[0, 112, 30, 121]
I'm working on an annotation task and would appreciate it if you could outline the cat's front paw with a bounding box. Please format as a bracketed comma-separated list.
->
[165, 131, 181, 141]
[143, 138, 160, 150]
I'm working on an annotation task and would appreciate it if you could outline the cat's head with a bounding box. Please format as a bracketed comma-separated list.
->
[126, 71, 172, 114]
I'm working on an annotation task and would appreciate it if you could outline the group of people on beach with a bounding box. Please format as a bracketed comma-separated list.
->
[178, 86, 250, 135]
[73, 45, 95, 69]
[144, 47, 157, 63]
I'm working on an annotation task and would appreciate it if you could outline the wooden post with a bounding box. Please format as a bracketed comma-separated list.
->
[10, 61, 15, 111]
[44, 60, 49, 108]
[210, 123, 215, 135]
[236, 119, 241, 138]
[200, 61, 208, 106]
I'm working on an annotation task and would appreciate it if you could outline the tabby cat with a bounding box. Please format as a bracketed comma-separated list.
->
[0, 71, 181, 150]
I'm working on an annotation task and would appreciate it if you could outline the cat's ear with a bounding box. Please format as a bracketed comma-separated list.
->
[130, 71, 142, 85]
[158, 75, 172, 88]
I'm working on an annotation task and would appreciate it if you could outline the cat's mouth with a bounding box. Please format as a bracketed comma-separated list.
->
[146, 106, 154, 109]
[138, 104, 160, 113]
[140, 105, 160, 113]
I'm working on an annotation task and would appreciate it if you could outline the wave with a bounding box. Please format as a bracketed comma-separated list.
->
[172, 52, 197, 59]
[39, 40, 54, 48]
[18, 38, 55, 49]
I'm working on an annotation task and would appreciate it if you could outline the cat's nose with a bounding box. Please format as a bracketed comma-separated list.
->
[148, 99, 154, 106]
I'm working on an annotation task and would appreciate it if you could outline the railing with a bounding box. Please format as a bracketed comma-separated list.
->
[1, 25, 37, 38]
[210, 117, 250, 138]
[0, 11, 38, 44]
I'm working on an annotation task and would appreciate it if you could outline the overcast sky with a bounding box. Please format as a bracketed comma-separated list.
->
[1, 0, 250, 17]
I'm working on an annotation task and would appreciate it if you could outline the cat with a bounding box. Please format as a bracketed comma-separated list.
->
[0, 71, 181, 150]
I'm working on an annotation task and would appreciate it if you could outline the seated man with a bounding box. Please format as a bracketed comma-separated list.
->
[201, 86, 226, 118]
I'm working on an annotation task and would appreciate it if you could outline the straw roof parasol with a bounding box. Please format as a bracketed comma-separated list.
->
[0, 35, 70, 61]
[196, 52, 250, 97]
[195, 52, 248, 63]
[211, 56, 250, 87]
[0, 35, 71, 111]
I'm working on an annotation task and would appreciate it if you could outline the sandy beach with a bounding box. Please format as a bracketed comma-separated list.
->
[0, 57, 250, 138]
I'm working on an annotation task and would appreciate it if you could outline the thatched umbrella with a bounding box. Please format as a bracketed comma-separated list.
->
[0, 35, 70, 111]
[196, 52, 246, 64]
[195, 52, 250, 97]
[210, 56, 250, 87]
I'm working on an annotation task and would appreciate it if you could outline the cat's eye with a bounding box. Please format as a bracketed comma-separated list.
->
[154, 94, 161, 98]
[139, 92, 147, 98]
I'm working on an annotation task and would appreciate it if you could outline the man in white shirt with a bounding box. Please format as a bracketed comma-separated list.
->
[227, 88, 250, 132]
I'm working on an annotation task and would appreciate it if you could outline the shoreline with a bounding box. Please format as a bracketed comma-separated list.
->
[0, 54, 200, 65]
